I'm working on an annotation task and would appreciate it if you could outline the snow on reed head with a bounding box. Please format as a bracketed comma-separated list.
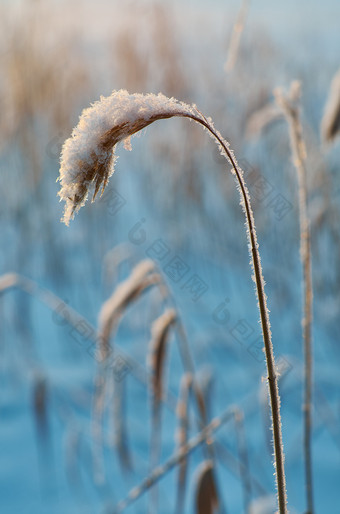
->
[58, 89, 195, 225]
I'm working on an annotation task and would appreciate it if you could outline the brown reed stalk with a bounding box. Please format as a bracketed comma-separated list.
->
[159, 282, 209, 426]
[275, 82, 313, 514]
[188, 109, 287, 514]
[159, 285, 224, 511]
[197, 368, 213, 423]
[148, 308, 177, 512]
[154, 274, 224, 498]
[58, 90, 287, 512]
[113, 406, 235, 513]
[175, 372, 193, 513]
[194, 460, 219, 514]
[94, 260, 162, 482]
[153, 277, 223, 509]
[321, 69, 340, 144]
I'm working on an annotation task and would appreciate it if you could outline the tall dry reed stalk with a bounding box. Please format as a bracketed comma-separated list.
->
[225, 0, 250, 73]
[321, 69, 340, 144]
[94, 259, 161, 482]
[151, 276, 222, 506]
[148, 308, 176, 513]
[175, 372, 193, 513]
[275, 82, 313, 514]
[58, 89, 287, 512]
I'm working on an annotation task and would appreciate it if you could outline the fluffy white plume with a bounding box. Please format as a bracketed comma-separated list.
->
[58, 90, 195, 225]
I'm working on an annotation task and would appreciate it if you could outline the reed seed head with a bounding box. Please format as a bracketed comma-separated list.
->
[98, 259, 159, 357]
[148, 308, 177, 403]
[58, 89, 195, 225]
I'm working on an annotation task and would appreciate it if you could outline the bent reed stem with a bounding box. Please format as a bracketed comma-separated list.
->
[275, 86, 313, 513]
[185, 111, 287, 513]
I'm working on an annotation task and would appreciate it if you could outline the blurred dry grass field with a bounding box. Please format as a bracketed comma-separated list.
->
[1, 1, 340, 513]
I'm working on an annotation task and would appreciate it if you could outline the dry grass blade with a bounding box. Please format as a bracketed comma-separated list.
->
[194, 460, 219, 514]
[275, 81, 314, 514]
[112, 406, 234, 513]
[175, 372, 193, 513]
[321, 69, 340, 144]
[148, 308, 177, 512]
[58, 89, 287, 512]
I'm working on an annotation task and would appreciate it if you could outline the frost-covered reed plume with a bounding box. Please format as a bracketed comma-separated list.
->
[58, 89, 287, 513]
[58, 90, 197, 225]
